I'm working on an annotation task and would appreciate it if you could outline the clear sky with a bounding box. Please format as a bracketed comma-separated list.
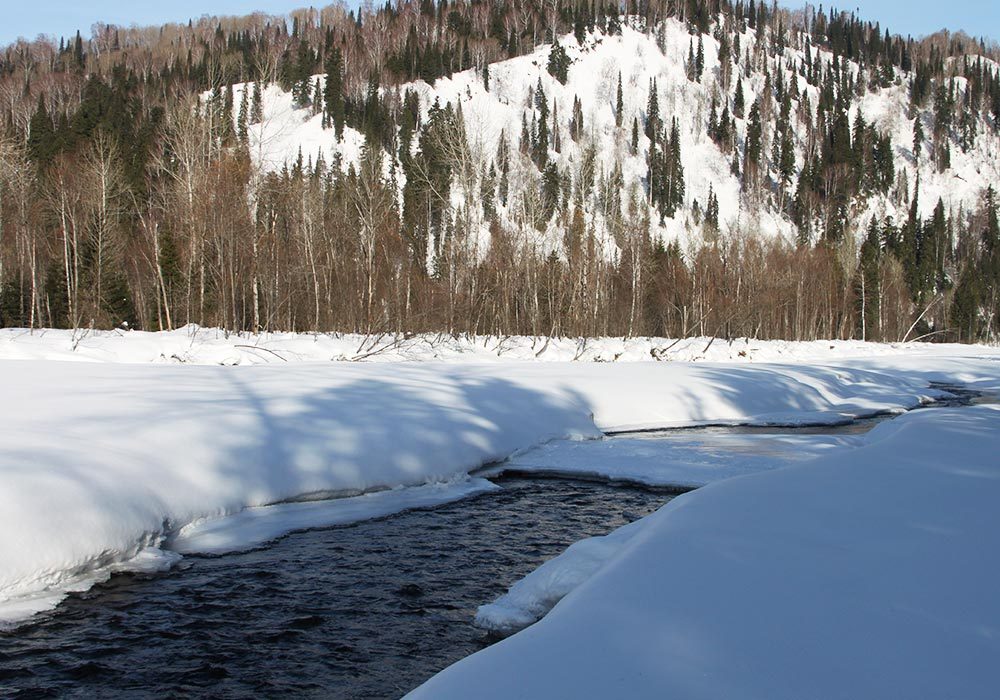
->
[1, 1, 997, 47]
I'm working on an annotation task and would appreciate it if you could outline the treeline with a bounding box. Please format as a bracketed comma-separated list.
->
[0, 0, 998, 342]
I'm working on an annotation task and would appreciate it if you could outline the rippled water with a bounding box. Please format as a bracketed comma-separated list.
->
[0, 478, 669, 699]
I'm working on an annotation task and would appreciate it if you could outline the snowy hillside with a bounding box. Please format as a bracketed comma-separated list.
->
[240, 19, 1000, 256]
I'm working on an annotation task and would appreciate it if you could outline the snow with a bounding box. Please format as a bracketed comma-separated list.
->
[171, 478, 499, 555]
[0, 547, 180, 629]
[2, 324, 998, 365]
[488, 430, 862, 489]
[2, 328, 999, 631]
[409, 404, 1000, 699]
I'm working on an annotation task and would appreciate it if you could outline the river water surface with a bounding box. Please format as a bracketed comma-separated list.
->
[0, 478, 668, 699]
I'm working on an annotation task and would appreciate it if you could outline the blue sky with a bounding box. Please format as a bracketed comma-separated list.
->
[2, 1, 997, 46]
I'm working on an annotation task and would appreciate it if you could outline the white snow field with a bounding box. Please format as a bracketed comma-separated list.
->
[1, 330, 999, 640]
[410, 404, 1000, 699]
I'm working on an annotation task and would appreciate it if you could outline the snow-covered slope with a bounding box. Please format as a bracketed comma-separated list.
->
[240, 19, 1000, 257]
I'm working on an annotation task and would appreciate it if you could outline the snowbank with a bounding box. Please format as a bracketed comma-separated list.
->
[409, 405, 1000, 699]
[2, 342, 998, 627]
[171, 478, 499, 555]
[2, 326, 999, 365]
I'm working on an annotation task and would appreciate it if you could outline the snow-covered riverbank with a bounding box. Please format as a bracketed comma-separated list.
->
[410, 403, 1000, 699]
[2, 325, 998, 365]
[2, 332, 999, 635]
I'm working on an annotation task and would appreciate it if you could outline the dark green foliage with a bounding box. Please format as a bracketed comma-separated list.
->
[645, 79, 660, 140]
[324, 47, 345, 138]
[647, 118, 685, 221]
[0, 280, 28, 328]
[532, 80, 550, 168]
[913, 117, 924, 162]
[28, 97, 56, 165]
[569, 95, 584, 141]
[705, 185, 719, 231]
[695, 35, 704, 81]
[743, 100, 763, 187]
[615, 72, 624, 128]
[547, 39, 570, 85]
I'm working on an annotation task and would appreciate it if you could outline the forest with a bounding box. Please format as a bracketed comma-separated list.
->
[0, 0, 998, 343]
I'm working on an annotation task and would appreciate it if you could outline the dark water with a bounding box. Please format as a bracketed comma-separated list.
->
[0, 478, 668, 699]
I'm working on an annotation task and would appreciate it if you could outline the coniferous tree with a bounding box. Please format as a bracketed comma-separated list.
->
[324, 47, 345, 139]
[496, 131, 510, 206]
[645, 79, 660, 139]
[237, 85, 249, 145]
[541, 162, 561, 224]
[743, 100, 763, 189]
[615, 72, 624, 128]
[695, 35, 705, 81]
[251, 81, 263, 124]
[533, 80, 550, 168]
[28, 97, 56, 165]
[547, 38, 570, 85]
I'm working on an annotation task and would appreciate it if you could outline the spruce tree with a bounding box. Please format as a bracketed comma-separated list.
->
[615, 72, 624, 128]
[547, 39, 570, 85]
[645, 79, 660, 139]
[251, 81, 263, 124]
[237, 85, 249, 145]
[324, 47, 345, 139]
[533, 80, 550, 168]
[744, 101, 763, 187]
[695, 35, 705, 81]
[496, 131, 510, 206]
[28, 97, 56, 165]
[541, 163, 561, 224]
